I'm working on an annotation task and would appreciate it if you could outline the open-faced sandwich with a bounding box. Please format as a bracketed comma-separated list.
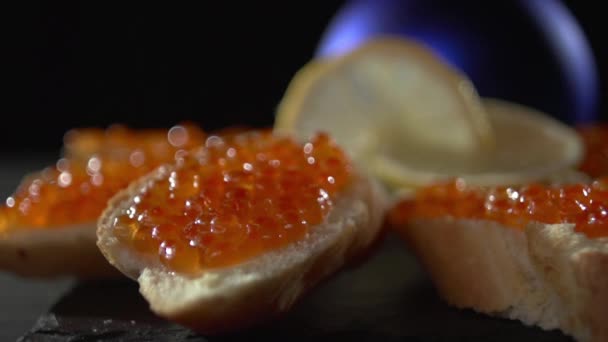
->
[0, 123, 206, 277]
[389, 171, 608, 341]
[275, 36, 603, 341]
[385, 123, 608, 342]
[96, 130, 387, 333]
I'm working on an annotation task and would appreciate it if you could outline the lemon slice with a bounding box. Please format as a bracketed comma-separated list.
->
[275, 37, 494, 181]
[275, 36, 583, 189]
[374, 98, 584, 187]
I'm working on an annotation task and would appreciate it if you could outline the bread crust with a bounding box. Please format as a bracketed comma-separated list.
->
[97, 165, 387, 333]
[398, 218, 608, 342]
[527, 223, 608, 342]
[0, 223, 118, 278]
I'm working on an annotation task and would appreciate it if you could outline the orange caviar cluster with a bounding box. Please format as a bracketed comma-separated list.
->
[109, 131, 353, 274]
[0, 123, 206, 232]
[577, 124, 608, 177]
[390, 179, 608, 238]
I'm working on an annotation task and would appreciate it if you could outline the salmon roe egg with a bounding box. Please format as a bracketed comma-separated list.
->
[390, 178, 608, 238]
[108, 130, 353, 274]
[577, 124, 608, 177]
[0, 123, 206, 233]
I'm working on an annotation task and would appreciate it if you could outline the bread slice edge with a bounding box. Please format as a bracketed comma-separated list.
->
[399, 217, 608, 341]
[0, 222, 118, 278]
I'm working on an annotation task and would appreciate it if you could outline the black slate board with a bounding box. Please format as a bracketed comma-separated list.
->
[17, 235, 572, 342]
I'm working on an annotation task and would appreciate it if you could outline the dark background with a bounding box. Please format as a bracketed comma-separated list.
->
[2, 1, 606, 154]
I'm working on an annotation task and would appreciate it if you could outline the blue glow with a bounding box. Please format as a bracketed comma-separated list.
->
[316, 0, 598, 122]
[316, 0, 400, 59]
[522, 0, 598, 123]
[316, 0, 472, 76]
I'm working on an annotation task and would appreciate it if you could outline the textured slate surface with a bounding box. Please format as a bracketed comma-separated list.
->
[2, 157, 572, 341]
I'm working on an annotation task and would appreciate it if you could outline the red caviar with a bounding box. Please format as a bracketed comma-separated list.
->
[390, 178, 608, 238]
[577, 124, 608, 177]
[0, 123, 206, 232]
[108, 131, 353, 274]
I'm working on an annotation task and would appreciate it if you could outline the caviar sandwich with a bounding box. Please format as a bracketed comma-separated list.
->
[0, 123, 206, 277]
[275, 36, 605, 342]
[96, 130, 387, 332]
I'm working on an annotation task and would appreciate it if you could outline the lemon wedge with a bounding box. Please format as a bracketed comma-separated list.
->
[275, 36, 583, 189]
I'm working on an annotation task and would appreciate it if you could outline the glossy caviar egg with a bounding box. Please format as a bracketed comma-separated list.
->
[109, 130, 353, 274]
[0, 123, 206, 232]
[390, 178, 608, 238]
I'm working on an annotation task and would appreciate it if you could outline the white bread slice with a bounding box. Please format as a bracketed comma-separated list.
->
[0, 222, 118, 278]
[97, 164, 388, 333]
[398, 217, 607, 342]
